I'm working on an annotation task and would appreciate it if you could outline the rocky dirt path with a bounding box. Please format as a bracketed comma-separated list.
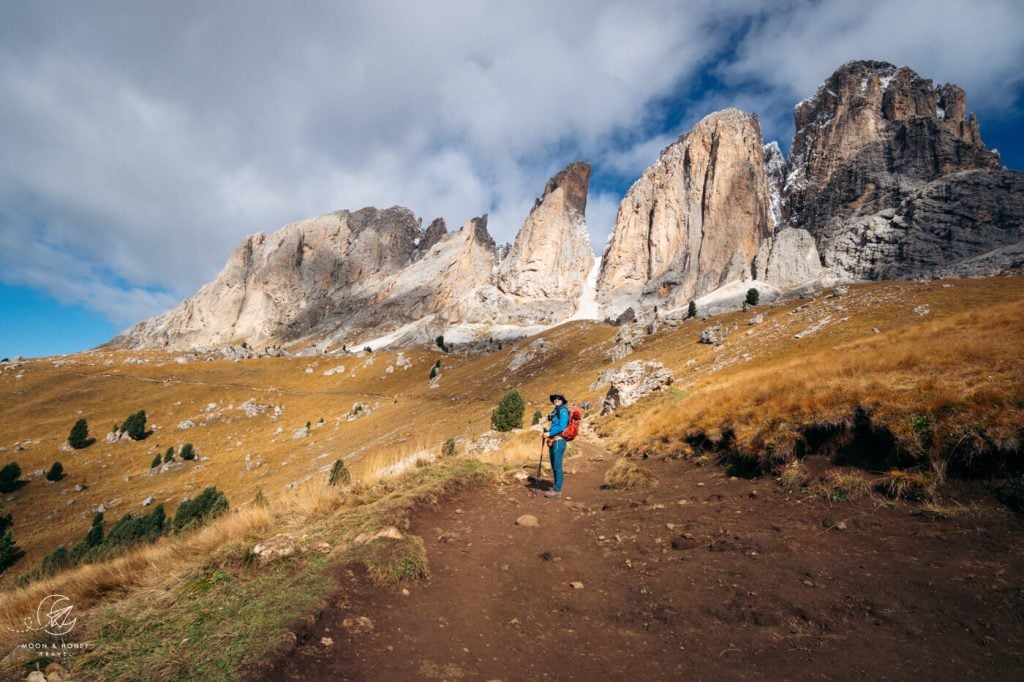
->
[257, 437, 1024, 681]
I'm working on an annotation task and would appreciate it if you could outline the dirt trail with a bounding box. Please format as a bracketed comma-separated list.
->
[258, 437, 1024, 681]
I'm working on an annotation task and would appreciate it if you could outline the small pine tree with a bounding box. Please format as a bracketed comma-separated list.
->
[180, 443, 195, 461]
[491, 389, 525, 432]
[441, 437, 457, 458]
[143, 504, 166, 542]
[0, 529, 17, 572]
[69, 418, 92, 449]
[429, 365, 438, 380]
[364, 346, 372, 353]
[122, 410, 148, 440]
[164, 446, 175, 463]
[436, 335, 447, 352]
[305, 420, 311, 430]
[329, 459, 351, 486]
[0, 500, 17, 572]
[172, 487, 229, 532]
[687, 300, 697, 319]
[45, 462, 64, 482]
[40, 546, 69, 576]
[0, 463, 21, 492]
[83, 520, 103, 548]
[531, 410, 543, 426]
[150, 453, 162, 469]
[745, 288, 760, 306]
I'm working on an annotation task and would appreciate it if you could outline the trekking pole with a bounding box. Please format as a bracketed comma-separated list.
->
[537, 433, 546, 480]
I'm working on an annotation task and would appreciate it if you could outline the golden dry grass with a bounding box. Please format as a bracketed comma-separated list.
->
[600, 282, 1024, 481]
[603, 458, 657, 490]
[820, 469, 875, 502]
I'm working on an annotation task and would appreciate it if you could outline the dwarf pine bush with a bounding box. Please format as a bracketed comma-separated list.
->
[45, 462, 63, 482]
[121, 410, 148, 440]
[0, 463, 21, 493]
[69, 418, 92, 449]
[491, 389, 525, 432]
[173, 487, 228, 532]
[329, 459, 351, 486]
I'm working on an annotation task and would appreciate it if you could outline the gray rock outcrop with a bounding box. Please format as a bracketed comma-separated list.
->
[598, 361, 674, 414]
[597, 109, 773, 314]
[252, 533, 297, 563]
[783, 60, 1019, 280]
[110, 207, 422, 350]
[418, 218, 448, 255]
[754, 227, 823, 289]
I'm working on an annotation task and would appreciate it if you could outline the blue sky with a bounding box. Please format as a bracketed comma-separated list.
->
[2, 0, 1023, 359]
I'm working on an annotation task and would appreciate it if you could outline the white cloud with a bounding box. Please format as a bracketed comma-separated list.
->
[0, 0, 1021, 334]
[723, 0, 1024, 113]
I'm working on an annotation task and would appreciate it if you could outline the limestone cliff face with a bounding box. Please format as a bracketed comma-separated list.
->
[783, 60, 1014, 279]
[498, 161, 593, 301]
[111, 207, 421, 349]
[596, 109, 773, 312]
[110, 164, 593, 350]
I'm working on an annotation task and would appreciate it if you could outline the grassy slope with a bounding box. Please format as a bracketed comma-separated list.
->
[598, 277, 1024, 484]
[0, 274, 1021, 677]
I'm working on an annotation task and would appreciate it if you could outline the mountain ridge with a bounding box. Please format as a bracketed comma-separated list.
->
[108, 59, 1024, 352]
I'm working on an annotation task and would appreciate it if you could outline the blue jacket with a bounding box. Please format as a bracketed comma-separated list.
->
[548, 404, 569, 438]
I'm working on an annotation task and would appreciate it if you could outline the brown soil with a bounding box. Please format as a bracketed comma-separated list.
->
[256, 438, 1024, 681]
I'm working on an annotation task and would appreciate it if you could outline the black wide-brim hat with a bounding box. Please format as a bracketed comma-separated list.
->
[549, 394, 567, 403]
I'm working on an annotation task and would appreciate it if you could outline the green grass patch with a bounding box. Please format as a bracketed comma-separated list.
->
[356, 535, 429, 585]
[70, 458, 491, 680]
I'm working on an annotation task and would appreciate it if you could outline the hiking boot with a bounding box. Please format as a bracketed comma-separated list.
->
[544, 490, 562, 498]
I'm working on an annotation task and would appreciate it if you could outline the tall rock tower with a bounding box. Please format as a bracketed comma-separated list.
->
[597, 109, 773, 313]
[783, 60, 1020, 279]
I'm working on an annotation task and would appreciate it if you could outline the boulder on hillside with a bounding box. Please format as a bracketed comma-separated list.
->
[507, 338, 550, 372]
[607, 323, 645, 362]
[252, 533, 297, 563]
[600, 361, 674, 414]
[699, 324, 726, 345]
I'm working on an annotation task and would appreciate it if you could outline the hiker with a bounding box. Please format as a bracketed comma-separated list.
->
[544, 394, 570, 498]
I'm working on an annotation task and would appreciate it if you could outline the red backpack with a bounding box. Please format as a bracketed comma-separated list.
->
[561, 405, 583, 441]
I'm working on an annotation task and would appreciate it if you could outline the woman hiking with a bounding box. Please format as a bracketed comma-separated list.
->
[544, 393, 570, 498]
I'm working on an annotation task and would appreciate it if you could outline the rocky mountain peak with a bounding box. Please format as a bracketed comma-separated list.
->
[497, 162, 594, 302]
[784, 61, 1016, 281]
[533, 161, 590, 216]
[462, 214, 496, 252]
[419, 217, 448, 253]
[597, 108, 772, 313]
